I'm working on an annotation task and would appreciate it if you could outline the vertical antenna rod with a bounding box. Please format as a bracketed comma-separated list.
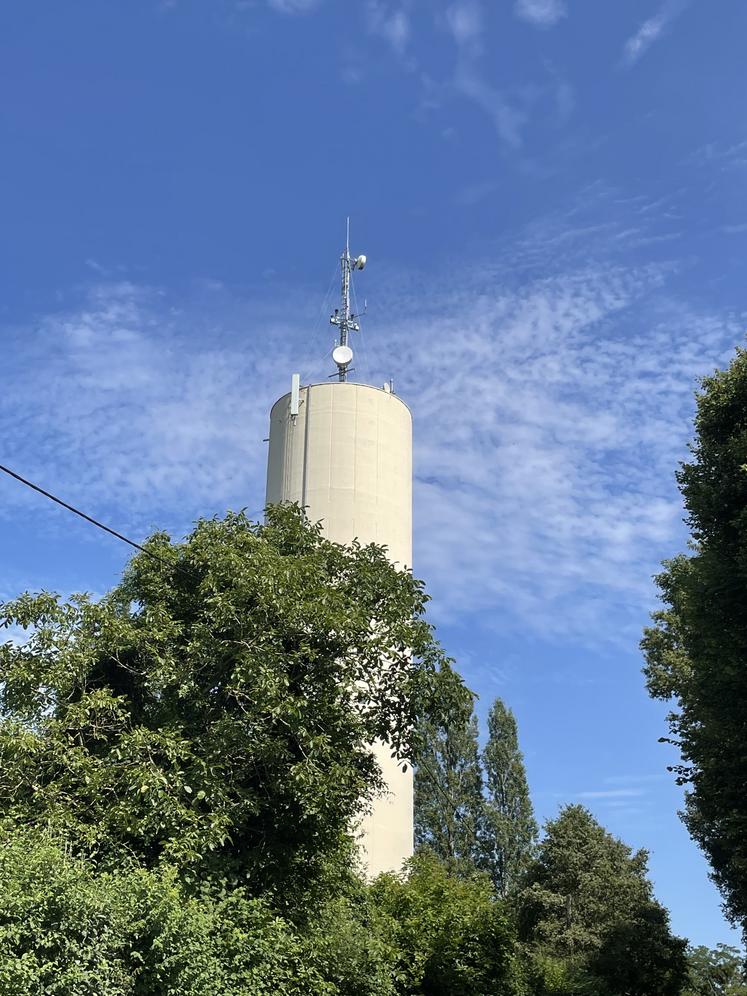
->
[330, 218, 366, 381]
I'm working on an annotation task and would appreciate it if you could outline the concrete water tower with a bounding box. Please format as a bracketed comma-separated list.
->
[264, 225, 414, 878]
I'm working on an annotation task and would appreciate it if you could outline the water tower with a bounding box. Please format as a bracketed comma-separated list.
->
[264, 226, 413, 877]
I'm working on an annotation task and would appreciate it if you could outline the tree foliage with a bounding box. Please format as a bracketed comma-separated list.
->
[413, 669, 484, 875]
[591, 902, 689, 996]
[482, 698, 537, 897]
[518, 805, 688, 995]
[685, 944, 747, 995]
[414, 690, 537, 899]
[0, 501, 702, 993]
[0, 831, 531, 996]
[642, 347, 747, 928]
[0, 505, 448, 900]
[370, 852, 526, 996]
[0, 829, 332, 996]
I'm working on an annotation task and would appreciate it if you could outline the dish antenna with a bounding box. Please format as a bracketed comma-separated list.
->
[330, 218, 366, 381]
[332, 344, 354, 368]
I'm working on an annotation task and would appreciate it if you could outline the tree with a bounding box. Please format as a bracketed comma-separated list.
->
[0, 827, 333, 996]
[642, 347, 747, 929]
[591, 902, 689, 996]
[301, 892, 399, 996]
[370, 852, 525, 996]
[518, 805, 688, 994]
[685, 945, 747, 996]
[413, 670, 484, 876]
[482, 698, 537, 896]
[0, 505, 449, 901]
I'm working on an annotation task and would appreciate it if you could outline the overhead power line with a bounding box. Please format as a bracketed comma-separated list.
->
[0, 462, 177, 573]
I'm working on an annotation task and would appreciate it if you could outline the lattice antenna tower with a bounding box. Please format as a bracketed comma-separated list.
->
[330, 217, 366, 381]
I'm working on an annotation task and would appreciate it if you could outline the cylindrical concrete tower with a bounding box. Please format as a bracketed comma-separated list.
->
[265, 379, 414, 878]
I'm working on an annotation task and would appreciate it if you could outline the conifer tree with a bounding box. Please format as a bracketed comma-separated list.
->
[518, 804, 688, 995]
[481, 698, 537, 896]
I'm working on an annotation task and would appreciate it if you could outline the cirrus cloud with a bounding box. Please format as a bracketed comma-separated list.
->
[0, 192, 739, 646]
[514, 0, 567, 29]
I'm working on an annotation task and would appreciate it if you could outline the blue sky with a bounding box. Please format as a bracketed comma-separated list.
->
[1, 0, 746, 948]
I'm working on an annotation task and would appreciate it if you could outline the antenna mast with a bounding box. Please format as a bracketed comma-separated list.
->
[330, 217, 366, 382]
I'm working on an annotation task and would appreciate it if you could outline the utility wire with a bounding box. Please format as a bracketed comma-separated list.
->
[2, 463, 475, 855]
[0, 462, 181, 574]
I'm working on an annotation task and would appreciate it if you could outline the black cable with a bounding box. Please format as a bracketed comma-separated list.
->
[0, 462, 179, 573]
[3, 459, 475, 854]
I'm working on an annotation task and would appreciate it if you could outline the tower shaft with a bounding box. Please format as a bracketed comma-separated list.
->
[265, 380, 414, 877]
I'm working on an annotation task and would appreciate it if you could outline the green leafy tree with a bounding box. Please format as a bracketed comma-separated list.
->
[524, 951, 596, 996]
[301, 892, 399, 996]
[591, 902, 689, 996]
[370, 852, 525, 996]
[0, 506, 449, 900]
[482, 698, 537, 896]
[0, 828, 333, 996]
[518, 805, 688, 995]
[685, 944, 747, 995]
[413, 672, 484, 876]
[642, 347, 747, 930]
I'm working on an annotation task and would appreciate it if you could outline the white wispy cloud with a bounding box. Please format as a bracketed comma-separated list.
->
[545, 771, 670, 821]
[445, 0, 483, 46]
[514, 0, 567, 29]
[454, 178, 500, 206]
[444, 0, 527, 149]
[453, 68, 527, 149]
[576, 788, 645, 800]
[551, 776, 668, 822]
[367, 1, 411, 56]
[688, 138, 747, 172]
[622, 0, 689, 67]
[362, 202, 737, 642]
[267, 0, 321, 13]
[0, 281, 284, 536]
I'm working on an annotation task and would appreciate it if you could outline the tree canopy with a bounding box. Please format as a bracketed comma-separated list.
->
[684, 944, 747, 996]
[370, 852, 525, 996]
[0, 500, 717, 994]
[0, 505, 451, 899]
[413, 674, 484, 876]
[519, 805, 688, 995]
[642, 347, 747, 930]
[414, 691, 537, 899]
[0, 828, 333, 996]
[482, 698, 537, 897]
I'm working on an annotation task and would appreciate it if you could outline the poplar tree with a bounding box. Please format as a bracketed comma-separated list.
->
[413, 675, 484, 875]
[481, 698, 537, 896]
